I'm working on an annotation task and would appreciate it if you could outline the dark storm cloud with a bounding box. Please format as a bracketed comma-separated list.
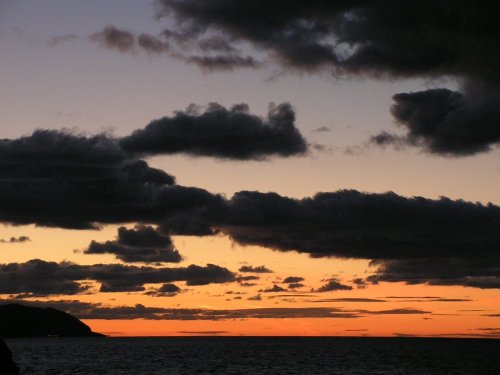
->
[83, 225, 182, 264]
[288, 283, 305, 289]
[370, 84, 500, 156]
[215, 190, 500, 289]
[238, 265, 273, 274]
[158, 0, 496, 76]
[0, 259, 235, 296]
[120, 103, 307, 160]
[157, 1, 500, 156]
[0, 130, 498, 289]
[220, 190, 500, 259]
[0, 129, 209, 229]
[0, 236, 30, 243]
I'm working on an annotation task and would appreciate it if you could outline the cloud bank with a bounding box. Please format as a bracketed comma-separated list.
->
[0, 259, 235, 296]
[154, 0, 500, 156]
[0, 300, 429, 320]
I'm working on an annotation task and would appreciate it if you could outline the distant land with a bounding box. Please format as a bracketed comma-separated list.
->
[0, 304, 104, 338]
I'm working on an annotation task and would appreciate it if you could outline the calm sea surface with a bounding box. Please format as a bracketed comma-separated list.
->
[6, 337, 500, 374]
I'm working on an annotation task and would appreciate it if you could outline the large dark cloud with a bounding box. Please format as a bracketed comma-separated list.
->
[83, 225, 182, 263]
[219, 190, 500, 259]
[0, 133, 498, 291]
[156, 1, 500, 156]
[157, 0, 496, 77]
[212, 190, 500, 289]
[0, 125, 297, 228]
[0, 129, 201, 229]
[0, 131, 498, 289]
[0, 259, 235, 296]
[370, 83, 500, 156]
[120, 103, 307, 160]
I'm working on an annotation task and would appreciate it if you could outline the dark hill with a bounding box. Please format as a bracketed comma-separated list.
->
[0, 304, 104, 338]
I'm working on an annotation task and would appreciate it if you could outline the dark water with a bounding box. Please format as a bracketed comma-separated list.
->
[6, 337, 500, 374]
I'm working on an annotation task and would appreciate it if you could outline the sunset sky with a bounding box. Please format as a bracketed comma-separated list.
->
[0, 1, 499, 338]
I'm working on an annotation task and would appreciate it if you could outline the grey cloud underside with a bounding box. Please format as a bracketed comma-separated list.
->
[84, 225, 182, 263]
[0, 259, 235, 296]
[156, 1, 500, 156]
[120, 102, 307, 160]
[0, 300, 430, 320]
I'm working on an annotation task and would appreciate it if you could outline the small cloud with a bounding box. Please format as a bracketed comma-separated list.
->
[0, 236, 31, 243]
[313, 126, 330, 132]
[144, 283, 181, 297]
[259, 285, 286, 293]
[351, 278, 368, 289]
[315, 279, 353, 292]
[239, 265, 273, 273]
[288, 283, 305, 289]
[248, 294, 262, 301]
[283, 276, 304, 283]
[48, 34, 79, 46]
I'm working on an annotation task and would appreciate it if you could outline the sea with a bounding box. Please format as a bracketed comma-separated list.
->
[6, 337, 500, 374]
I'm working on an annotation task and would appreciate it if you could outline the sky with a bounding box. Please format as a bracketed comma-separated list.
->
[0, 0, 499, 338]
